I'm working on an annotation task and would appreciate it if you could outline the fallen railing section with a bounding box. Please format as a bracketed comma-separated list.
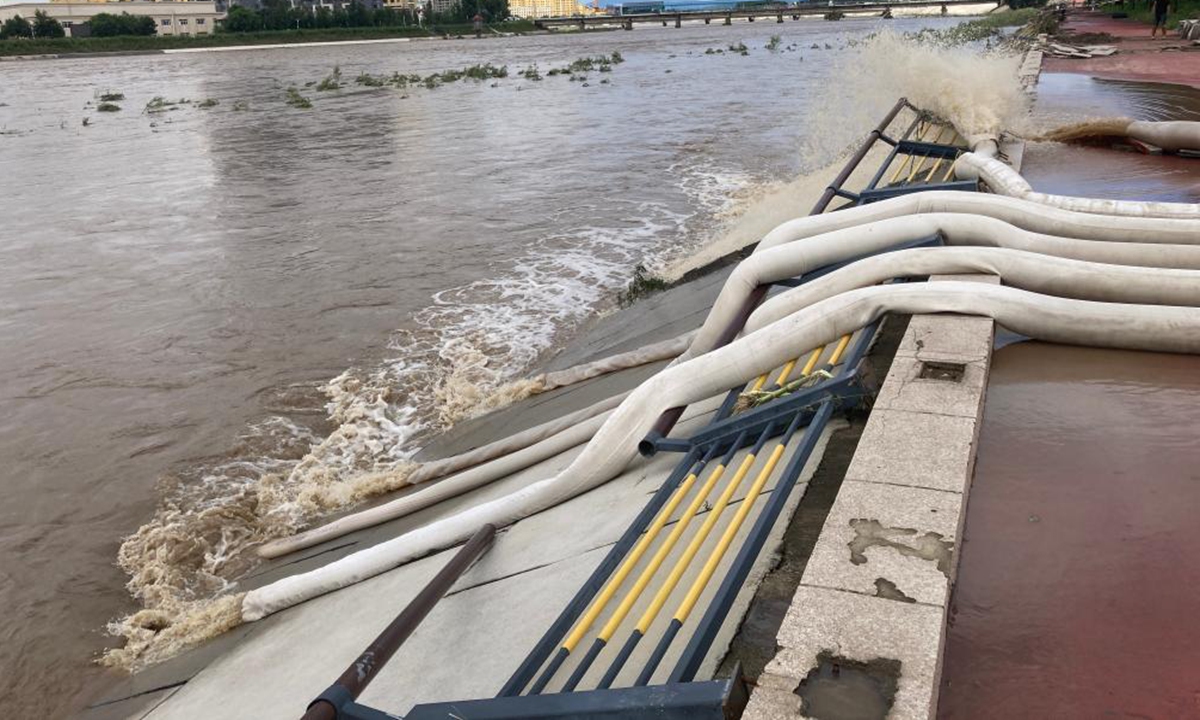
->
[299, 524, 496, 720]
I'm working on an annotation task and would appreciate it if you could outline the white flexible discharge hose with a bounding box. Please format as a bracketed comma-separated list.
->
[261, 245, 1200, 559]
[242, 281, 1200, 621]
[259, 407, 615, 558]
[682, 213, 1200, 361]
[747, 247, 1200, 334]
[403, 390, 628, 488]
[262, 217, 1200, 558]
[954, 151, 1200, 219]
[535, 332, 695, 392]
[754, 190, 1200, 253]
[1126, 121, 1200, 153]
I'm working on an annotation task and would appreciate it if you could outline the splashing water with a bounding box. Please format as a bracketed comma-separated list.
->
[102, 594, 246, 673]
[818, 29, 1031, 141]
[103, 195, 690, 669]
[665, 29, 1032, 281]
[1033, 117, 1134, 143]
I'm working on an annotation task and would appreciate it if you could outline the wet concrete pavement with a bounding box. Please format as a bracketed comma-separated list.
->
[1043, 11, 1200, 89]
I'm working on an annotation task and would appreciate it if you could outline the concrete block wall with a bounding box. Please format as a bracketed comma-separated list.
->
[742, 275, 998, 720]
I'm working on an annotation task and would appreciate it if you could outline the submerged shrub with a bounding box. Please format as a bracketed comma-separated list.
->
[285, 87, 313, 109]
[315, 66, 342, 91]
[356, 73, 389, 87]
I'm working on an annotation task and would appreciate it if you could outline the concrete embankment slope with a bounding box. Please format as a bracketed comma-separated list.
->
[84, 238, 852, 719]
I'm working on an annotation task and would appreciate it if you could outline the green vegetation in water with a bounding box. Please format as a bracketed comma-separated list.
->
[619, 265, 671, 306]
[233, 101, 249, 111]
[766, 34, 781, 51]
[285, 87, 313, 109]
[98, 91, 125, 102]
[520, 65, 543, 81]
[547, 52, 623, 76]
[728, 41, 749, 55]
[198, 98, 219, 108]
[316, 66, 342, 91]
[356, 72, 389, 87]
[144, 97, 192, 113]
[907, 7, 1040, 45]
[96, 102, 121, 112]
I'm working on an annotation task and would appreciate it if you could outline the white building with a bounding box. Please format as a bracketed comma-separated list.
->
[0, 1, 222, 37]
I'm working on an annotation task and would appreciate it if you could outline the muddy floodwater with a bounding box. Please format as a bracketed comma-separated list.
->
[940, 77, 1200, 718]
[938, 343, 1200, 719]
[0, 17, 970, 718]
[1025, 73, 1200, 203]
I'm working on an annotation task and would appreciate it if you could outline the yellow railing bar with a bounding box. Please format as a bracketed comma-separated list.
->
[773, 358, 798, 388]
[940, 157, 957, 183]
[828, 334, 853, 367]
[634, 449, 760, 634]
[907, 125, 950, 184]
[887, 119, 929, 184]
[592, 458, 735, 642]
[561, 461, 707, 651]
[923, 126, 962, 183]
[748, 373, 769, 393]
[674, 442, 789, 622]
[799, 346, 825, 376]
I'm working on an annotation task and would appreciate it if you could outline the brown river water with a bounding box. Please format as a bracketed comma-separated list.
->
[0, 17, 977, 719]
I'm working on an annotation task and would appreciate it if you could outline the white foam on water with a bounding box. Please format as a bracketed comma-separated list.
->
[106, 198, 693, 669]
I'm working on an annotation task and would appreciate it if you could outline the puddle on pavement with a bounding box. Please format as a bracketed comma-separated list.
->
[795, 651, 901, 720]
[1025, 74, 1200, 204]
[937, 343, 1200, 719]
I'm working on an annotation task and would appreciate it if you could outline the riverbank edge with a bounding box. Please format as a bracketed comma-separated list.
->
[0, 23, 540, 62]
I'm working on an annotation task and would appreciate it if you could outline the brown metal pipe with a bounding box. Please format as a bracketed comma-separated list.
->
[301, 524, 497, 720]
[640, 97, 911, 450]
[810, 96, 910, 215]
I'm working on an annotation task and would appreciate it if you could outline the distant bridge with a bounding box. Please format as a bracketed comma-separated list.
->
[534, 0, 1000, 29]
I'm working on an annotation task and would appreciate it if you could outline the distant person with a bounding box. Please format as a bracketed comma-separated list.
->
[474, 12, 484, 37]
[1152, 0, 1172, 37]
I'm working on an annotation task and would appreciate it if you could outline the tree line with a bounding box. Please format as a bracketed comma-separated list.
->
[224, 0, 510, 33]
[0, 10, 157, 39]
[1, 10, 65, 39]
[0, 0, 509, 42]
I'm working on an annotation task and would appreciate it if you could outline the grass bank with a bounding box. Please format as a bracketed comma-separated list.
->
[0, 21, 538, 57]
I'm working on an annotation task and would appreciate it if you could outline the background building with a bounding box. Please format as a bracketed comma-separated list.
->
[0, 1, 221, 35]
[508, 0, 596, 16]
